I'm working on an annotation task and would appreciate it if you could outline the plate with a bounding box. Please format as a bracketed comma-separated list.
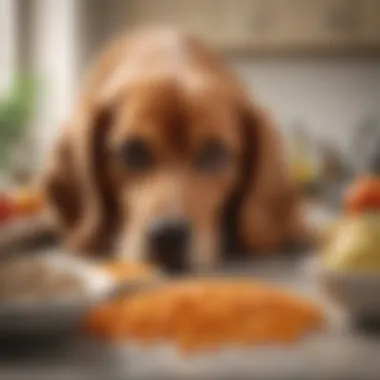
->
[0, 253, 160, 334]
[305, 257, 380, 319]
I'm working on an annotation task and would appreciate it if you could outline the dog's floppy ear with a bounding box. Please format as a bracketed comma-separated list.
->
[42, 125, 82, 233]
[42, 105, 120, 254]
[42, 36, 128, 254]
[236, 103, 306, 253]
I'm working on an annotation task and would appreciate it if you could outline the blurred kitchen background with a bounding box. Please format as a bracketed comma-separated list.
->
[1, 0, 380, 208]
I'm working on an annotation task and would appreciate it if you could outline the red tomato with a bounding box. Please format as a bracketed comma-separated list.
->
[345, 177, 380, 214]
[0, 194, 15, 225]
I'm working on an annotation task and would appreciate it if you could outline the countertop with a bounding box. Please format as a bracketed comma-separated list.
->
[0, 256, 380, 380]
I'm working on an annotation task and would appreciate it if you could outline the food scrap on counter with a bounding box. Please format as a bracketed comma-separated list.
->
[101, 261, 156, 281]
[83, 279, 325, 354]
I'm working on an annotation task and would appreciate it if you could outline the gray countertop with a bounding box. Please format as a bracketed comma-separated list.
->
[0, 256, 379, 380]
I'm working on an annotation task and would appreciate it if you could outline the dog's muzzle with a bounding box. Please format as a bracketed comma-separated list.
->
[147, 218, 190, 273]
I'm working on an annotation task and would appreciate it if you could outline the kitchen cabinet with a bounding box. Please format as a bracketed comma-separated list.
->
[126, 0, 222, 44]
[125, 0, 380, 55]
[360, 0, 380, 45]
[274, 0, 363, 47]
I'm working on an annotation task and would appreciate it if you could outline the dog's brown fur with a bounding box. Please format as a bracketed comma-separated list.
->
[42, 29, 306, 270]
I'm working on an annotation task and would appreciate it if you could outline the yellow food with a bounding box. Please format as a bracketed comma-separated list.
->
[83, 279, 325, 354]
[323, 214, 380, 272]
[318, 218, 344, 247]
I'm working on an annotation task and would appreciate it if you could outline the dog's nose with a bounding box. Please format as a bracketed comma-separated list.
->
[147, 219, 190, 273]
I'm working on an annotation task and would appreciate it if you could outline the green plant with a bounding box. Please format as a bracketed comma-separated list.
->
[0, 75, 36, 168]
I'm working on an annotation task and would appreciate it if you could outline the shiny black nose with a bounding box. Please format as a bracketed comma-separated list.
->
[147, 219, 190, 273]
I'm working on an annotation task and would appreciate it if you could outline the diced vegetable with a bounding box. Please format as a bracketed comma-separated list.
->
[0, 194, 16, 224]
[345, 177, 380, 214]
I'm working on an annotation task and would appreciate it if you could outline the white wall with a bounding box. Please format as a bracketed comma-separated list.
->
[28, 0, 127, 168]
[0, 0, 17, 95]
[230, 57, 380, 160]
[30, 0, 80, 167]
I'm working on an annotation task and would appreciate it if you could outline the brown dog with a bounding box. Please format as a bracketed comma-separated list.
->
[42, 29, 306, 272]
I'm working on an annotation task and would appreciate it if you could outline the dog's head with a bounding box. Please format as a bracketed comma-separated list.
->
[43, 30, 304, 272]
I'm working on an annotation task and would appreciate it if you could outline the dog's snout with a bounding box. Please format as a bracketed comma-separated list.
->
[148, 219, 190, 250]
[147, 219, 190, 273]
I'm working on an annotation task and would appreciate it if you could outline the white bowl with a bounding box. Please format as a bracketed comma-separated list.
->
[307, 258, 380, 320]
[0, 253, 160, 335]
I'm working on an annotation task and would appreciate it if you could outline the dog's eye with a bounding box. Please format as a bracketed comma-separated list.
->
[195, 140, 231, 173]
[120, 139, 154, 172]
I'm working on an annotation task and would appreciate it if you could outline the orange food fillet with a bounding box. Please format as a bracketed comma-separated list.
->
[83, 279, 325, 354]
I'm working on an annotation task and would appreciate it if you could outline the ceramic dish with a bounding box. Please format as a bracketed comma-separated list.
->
[0, 252, 161, 334]
[306, 257, 380, 320]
